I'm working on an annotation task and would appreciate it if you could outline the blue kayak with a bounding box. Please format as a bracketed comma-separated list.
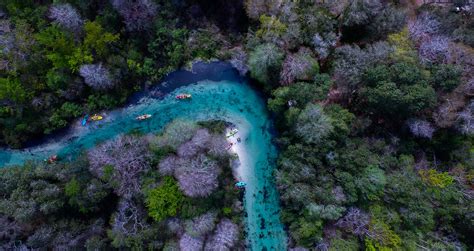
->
[81, 114, 89, 126]
[235, 181, 246, 188]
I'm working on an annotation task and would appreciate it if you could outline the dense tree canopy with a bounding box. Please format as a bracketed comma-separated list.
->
[0, 0, 473, 250]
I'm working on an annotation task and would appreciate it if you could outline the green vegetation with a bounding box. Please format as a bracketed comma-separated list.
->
[1, 0, 473, 250]
[145, 176, 183, 222]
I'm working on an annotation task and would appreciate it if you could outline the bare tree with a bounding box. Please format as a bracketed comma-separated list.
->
[48, 4, 83, 34]
[335, 207, 370, 236]
[204, 218, 239, 251]
[177, 129, 211, 158]
[418, 36, 451, 64]
[407, 119, 436, 139]
[280, 47, 318, 85]
[88, 135, 151, 198]
[295, 104, 333, 144]
[207, 135, 229, 158]
[466, 78, 474, 96]
[229, 47, 249, 76]
[111, 199, 148, 239]
[175, 154, 220, 197]
[79, 64, 114, 90]
[289, 247, 309, 251]
[458, 101, 473, 135]
[150, 119, 198, 149]
[0, 216, 25, 248]
[179, 233, 204, 251]
[185, 211, 217, 237]
[166, 218, 184, 237]
[315, 241, 329, 251]
[408, 12, 440, 42]
[312, 32, 339, 60]
[158, 155, 181, 176]
[111, 0, 158, 31]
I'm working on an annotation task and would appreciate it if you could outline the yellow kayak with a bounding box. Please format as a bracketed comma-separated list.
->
[90, 114, 103, 121]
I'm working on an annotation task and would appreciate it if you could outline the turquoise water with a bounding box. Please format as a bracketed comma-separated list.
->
[0, 80, 287, 250]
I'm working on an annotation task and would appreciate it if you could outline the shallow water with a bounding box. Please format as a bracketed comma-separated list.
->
[0, 65, 287, 250]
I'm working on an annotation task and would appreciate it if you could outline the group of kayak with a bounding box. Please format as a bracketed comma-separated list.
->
[81, 94, 192, 124]
[136, 94, 191, 120]
[226, 128, 247, 189]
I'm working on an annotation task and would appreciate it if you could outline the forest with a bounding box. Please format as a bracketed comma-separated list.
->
[0, 0, 473, 250]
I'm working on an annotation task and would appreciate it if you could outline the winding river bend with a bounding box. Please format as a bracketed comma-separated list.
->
[0, 63, 287, 250]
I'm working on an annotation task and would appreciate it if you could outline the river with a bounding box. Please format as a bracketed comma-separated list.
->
[0, 62, 287, 250]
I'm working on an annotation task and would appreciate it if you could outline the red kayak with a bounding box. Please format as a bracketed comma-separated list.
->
[176, 93, 192, 100]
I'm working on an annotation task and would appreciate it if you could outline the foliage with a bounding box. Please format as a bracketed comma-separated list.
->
[145, 176, 183, 222]
[82, 21, 119, 59]
[431, 64, 461, 92]
[419, 169, 454, 189]
[256, 15, 287, 41]
[387, 28, 418, 64]
[46, 102, 82, 133]
[360, 62, 436, 118]
[268, 77, 331, 118]
[0, 77, 29, 103]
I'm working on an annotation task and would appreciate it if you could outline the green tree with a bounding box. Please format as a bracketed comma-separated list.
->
[145, 176, 184, 222]
[83, 20, 119, 58]
[35, 25, 74, 70]
[256, 15, 287, 41]
[356, 165, 387, 201]
[46, 102, 82, 133]
[268, 78, 331, 115]
[0, 77, 29, 103]
[431, 64, 461, 92]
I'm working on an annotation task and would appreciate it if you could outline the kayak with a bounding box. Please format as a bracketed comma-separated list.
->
[176, 93, 192, 100]
[136, 114, 152, 121]
[44, 155, 58, 164]
[81, 114, 89, 126]
[235, 181, 246, 189]
[226, 128, 238, 138]
[90, 114, 103, 121]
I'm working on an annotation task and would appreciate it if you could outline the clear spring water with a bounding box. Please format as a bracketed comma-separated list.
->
[0, 67, 287, 250]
